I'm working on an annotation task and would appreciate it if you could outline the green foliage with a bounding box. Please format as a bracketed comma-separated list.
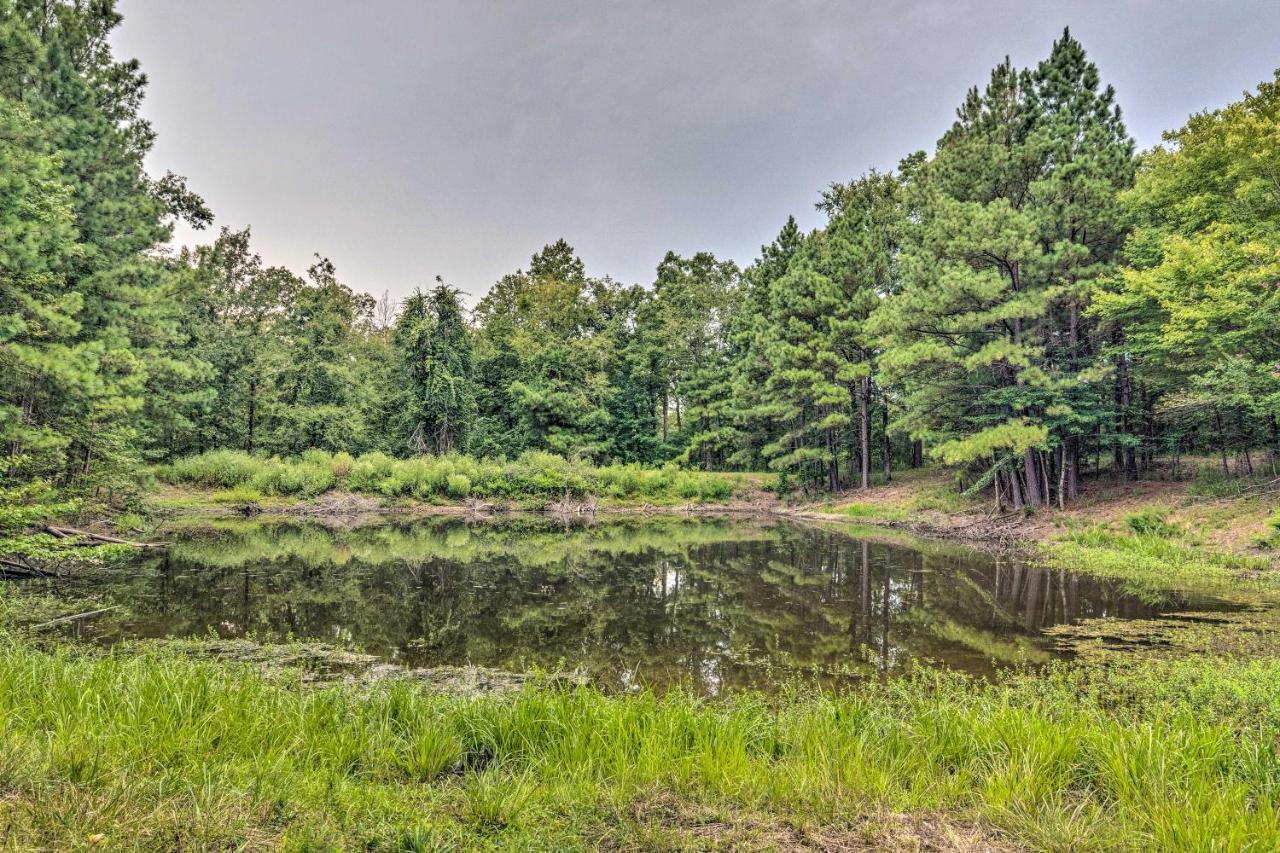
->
[471, 241, 618, 462]
[0, 0, 210, 491]
[1093, 70, 1280, 462]
[393, 282, 475, 455]
[163, 449, 263, 489]
[161, 449, 739, 504]
[445, 473, 472, 499]
[5, 0, 1280, 518]
[753, 174, 900, 491]
[1185, 465, 1262, 498]
[1124, 507, 1180, 538]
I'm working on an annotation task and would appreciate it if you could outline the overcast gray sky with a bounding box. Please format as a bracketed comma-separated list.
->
[112, 0, 1280, 304]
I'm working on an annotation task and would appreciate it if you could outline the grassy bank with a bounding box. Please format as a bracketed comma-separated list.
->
[157, 449, 746, 506]
[821, 467, 1280, 594]
[1, 635, 1278, 850]
[1043, 520, 1276, 603]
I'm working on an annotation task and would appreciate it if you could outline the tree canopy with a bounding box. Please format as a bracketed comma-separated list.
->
[3, 4, 1277, 509]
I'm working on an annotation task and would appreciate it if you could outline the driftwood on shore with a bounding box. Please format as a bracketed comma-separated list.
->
[42, 525, 166, 549]
[546, 491, 599, 516]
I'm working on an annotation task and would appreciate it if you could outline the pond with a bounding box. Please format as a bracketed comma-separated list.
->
[43, 515, 1230, 693]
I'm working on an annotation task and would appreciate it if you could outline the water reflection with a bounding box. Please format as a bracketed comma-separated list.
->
[62, 516, 1215, 693]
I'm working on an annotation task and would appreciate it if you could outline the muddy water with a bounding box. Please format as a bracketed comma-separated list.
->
[44, 515, 1230, 693]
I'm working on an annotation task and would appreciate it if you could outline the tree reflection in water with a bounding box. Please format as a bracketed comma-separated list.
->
[72, 516, 1213, 694]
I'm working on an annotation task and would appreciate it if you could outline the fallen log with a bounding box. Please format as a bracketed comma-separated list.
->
[0, 558, 61, 579]
[42, 526, 166, 549]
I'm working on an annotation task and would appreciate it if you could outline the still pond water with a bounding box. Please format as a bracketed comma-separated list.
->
[54, 515, 1225, 693]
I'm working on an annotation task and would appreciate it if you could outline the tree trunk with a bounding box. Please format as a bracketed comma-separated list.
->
[826, 426, 838, 492]
[1215, 409, 1230, 477]
[1062, 302, 1081, 501]
[859, 377, 871, 490]
[911, 439, 923, 468]
[1040, 449, 1051, 508]
[1007, 468, 1024, 511]
[247, 379, 257, 454]
[881, 402, 891, 483]
[1057, 444, 1067, 509]
[1118, 355, 1137, 480]
[1271, 415, 1280, 475]
[1022, 449, 1042, 508]
[1064, 434, 1079, 501]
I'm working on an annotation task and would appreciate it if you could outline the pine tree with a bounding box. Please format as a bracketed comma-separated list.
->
[726, 217, 803, 471]
[0, 99, 83, 480]
[872, 31, 1134, 507]
[393, 280, 475, 455]
[647, 251, 740, 467]
[0, 0, 210, 487]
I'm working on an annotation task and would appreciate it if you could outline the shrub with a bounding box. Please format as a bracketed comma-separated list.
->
[331, 451, 355, 480]
[1185, 464, 1267, 499]
[446, 474, 471, 499]
[505, 451, 589, 497]
[164, 450, 259, 488]
[249, 459, 334, 497]
[1125, 508, 1180, 538]
[248, 460, 288, 495]
[162, 449, 739, 504]
[347, 452, 395, 492]
[300, 449, 333, 468]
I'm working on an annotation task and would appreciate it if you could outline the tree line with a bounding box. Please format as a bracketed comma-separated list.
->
[3, 1, 1278, 508]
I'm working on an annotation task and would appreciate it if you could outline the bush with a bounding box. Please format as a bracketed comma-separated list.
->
[161, 449, 740, 504]
[331, 451, 355, 480]
[1125, 508, 1180, 538]
[446, 474, 471, 499]
[347, 452, 395, 492]
[249, 458, 334, 497]
[163, 450, 259, 488]
[1184, 464, 1268, 499]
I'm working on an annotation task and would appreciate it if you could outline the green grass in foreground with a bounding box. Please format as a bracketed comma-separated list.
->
[158, 448, 741, 504]
[1, 636, 1279, 850]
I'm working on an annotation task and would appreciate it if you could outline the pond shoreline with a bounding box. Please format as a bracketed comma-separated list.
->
[149, 483, 1030, 546]
[9, 485, 1280, 848]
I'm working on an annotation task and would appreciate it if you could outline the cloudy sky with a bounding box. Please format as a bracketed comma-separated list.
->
[112, 0, 1280, 304]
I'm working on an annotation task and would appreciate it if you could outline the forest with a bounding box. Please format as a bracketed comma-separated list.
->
[2, 1, 1278, 515]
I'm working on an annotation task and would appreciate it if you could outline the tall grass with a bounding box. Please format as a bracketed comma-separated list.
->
[1044, 524, 1274, 603]
[160, 449, 739, 503]
[0, 638, 1278, 849]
